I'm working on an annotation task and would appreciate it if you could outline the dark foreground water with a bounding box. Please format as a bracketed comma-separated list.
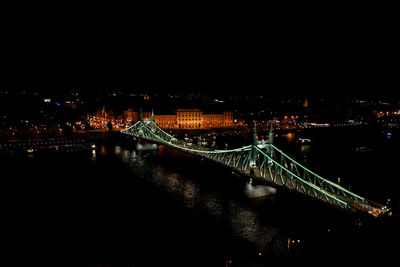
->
[0, 127, 399, 267]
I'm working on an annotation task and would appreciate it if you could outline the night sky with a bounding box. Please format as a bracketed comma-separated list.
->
[1, 3, 397, 96]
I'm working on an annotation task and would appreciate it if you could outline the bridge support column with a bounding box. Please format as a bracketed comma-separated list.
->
[135, 142, 158, 151]
[151, 108, 155, 132]
[249, 121, 257, 184]
[268, 120, 274, 145]
[249, 169, 254, 184]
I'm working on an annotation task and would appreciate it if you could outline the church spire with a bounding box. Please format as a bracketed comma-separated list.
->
[303, 97, 308, 108]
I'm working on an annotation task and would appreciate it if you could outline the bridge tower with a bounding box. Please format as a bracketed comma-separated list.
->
[267, 120, 274, 144]
[252, 120, 257, 146]
[151, 108, 155, 132]
[249, 121, 258, 184]
[266, 120, 274, 162]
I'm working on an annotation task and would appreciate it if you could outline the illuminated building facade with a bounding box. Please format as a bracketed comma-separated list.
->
[203, 112, 233, 128]
[138, 109, 234, 129]
[88, 106, 126, 129]
[124, 109, 140, 124]
[176, 109, 203, 129]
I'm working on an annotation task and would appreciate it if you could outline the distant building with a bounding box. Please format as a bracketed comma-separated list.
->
[176, 109, 203, 129]
[90, 107, 125, 129]
[133, 108, 234, 129]
[124, 109, 140, 124]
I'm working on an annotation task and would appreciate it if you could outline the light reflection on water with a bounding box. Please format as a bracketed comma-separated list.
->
[203, 192, 223, 219]
[122, 150, 130, 161]
[99, 144, 107, 156]
[300, 145, 310, 152]
[286, 132, 295, 143]
[166, 173, 182, 193]
[183, 180, 201, 208]
[114, 145, 121, 155]
[113, 145, 280, 251]
[228, 204, 276, 249]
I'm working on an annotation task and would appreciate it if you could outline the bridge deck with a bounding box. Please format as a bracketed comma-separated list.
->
[121, 119, 389, 217]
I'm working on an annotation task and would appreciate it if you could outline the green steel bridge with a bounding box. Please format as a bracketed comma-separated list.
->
[121, 113, 388, 217]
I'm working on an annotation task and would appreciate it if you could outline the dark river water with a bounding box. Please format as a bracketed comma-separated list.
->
[0, 126, 399, 267]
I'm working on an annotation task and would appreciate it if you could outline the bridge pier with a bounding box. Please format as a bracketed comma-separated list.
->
[135, 141, 158, 151]
[249, 168, 255, 184]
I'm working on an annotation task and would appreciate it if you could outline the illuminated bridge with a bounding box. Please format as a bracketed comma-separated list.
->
[121, 112, 388, 217]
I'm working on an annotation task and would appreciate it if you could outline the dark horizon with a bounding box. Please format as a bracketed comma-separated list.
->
[1, 87, 399, 99]
[1, 4, 397, 96]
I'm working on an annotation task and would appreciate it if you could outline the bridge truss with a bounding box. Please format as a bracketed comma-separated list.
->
[121, 118, 387, 217]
